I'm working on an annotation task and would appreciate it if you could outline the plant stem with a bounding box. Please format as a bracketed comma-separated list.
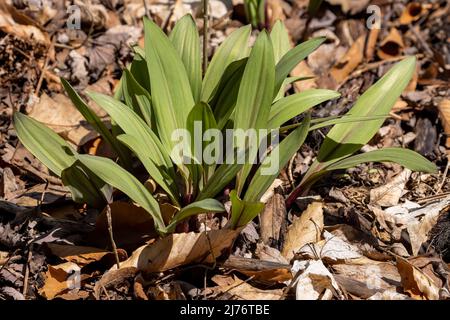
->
[202, 0, 209, 74]
[106, 205, 121, 269]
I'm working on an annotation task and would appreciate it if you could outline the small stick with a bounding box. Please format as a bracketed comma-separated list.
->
[22, 248, 32, 298]
[143, 0, 151, 19]
[106, 204, 121, 269]
[202, 0, 209, 74]
[435, 154, 449, 194]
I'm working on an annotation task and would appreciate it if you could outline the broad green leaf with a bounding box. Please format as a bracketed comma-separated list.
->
[87, 92, 176, 180]
[211, 58, 247, 129]
[317, 56, 416, 165]
[268, 89, 340, 128]
[230, 190, 265, 228]
[129, 53, 151, 92]
[326, 148, 437, 173]
[14, 112, 76, 176]
[77, 154, 166, 234]
[234, 31, 275, 194]
[186, 102, 218, 185]
[61, 161, 112, 208]
[167, 199, 225, 232]
[244, 113, 311, 202]
[270, 20, 291, 63]
[117, 134, 180, 206]
[14, 113, 107, 207]
[122, 69, 153, 127]
[274, 37, 325, 96]
[201, 25, 251, 102]
[170, 14, 202, 102]
[144, 17, 194, 154]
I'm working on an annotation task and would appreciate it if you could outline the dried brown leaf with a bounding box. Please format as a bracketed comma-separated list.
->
[281, 202, 323, 260]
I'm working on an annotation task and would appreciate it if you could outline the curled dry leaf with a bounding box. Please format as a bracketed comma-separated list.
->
[117, 227, 241, 273]
[212, 275, 284, 300]
[39, 262, 83, 300]
[377, 28, 404, 60]
[369, 169, 411, 207]
[0, 2, 50, 46]
[399, 3, 431, 25]
[281, 201, 323, 261]
[330, 35, 365, 83]
[292, 260, 343, 300]
[396, 257, 440, 300]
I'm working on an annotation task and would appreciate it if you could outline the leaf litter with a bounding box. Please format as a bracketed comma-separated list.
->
[0, 0, 449, 300]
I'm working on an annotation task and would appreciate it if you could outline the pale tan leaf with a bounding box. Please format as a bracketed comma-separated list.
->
[117, 227, 241, 272]
[281, 202, 323, 260]
[292, 260, 342, 300]
[212, 275, 284, 300]
[396, 257, 440, 300]
[370, 169, 411, 207]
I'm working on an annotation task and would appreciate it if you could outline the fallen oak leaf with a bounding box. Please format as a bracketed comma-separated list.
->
[116, 227, 242, 273]
[281, 202, 323, 261]
[396, 256, 440, 300]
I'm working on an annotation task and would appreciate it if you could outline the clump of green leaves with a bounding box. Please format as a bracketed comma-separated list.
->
[14, 16, 436, 236]
[244, 0, 266, 28]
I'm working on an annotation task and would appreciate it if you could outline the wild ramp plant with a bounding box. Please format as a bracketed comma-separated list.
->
[14, 16, 436, 240]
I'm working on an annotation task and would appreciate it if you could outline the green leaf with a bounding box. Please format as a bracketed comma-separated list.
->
[274, 76, 315, 102]
[317, 56, 416, 165]
[122, 69, 153, 127]
[117, 134, 180, 206]
[170, 14, 202, 102]
[186, 102, 218, 185]
[230, 190, 264, 228]
[326, 147, 437, 173]
[14, 113, 107, 207]
[270, 20, 291, 64]
[234, 31, 275, 194]
[268, 89, 340, 128]
[61, 78, 133, 169]
[129, 53, 151, 92]
[211, 58, 247, 130]
[61, 161, 112, 208]
[274, 37, 325, 96]
[14, 112, 76, 176]
[144, 17, 195, 154]
[244, 113, 311, 202]
[167, 199, 225, 232]
[77, 154, 166, 234]
[87, 92, 176, 180]
[201, 25, 251, 102]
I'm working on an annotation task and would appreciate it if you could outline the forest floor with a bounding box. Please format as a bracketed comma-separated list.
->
[0, 0, 449, 300]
